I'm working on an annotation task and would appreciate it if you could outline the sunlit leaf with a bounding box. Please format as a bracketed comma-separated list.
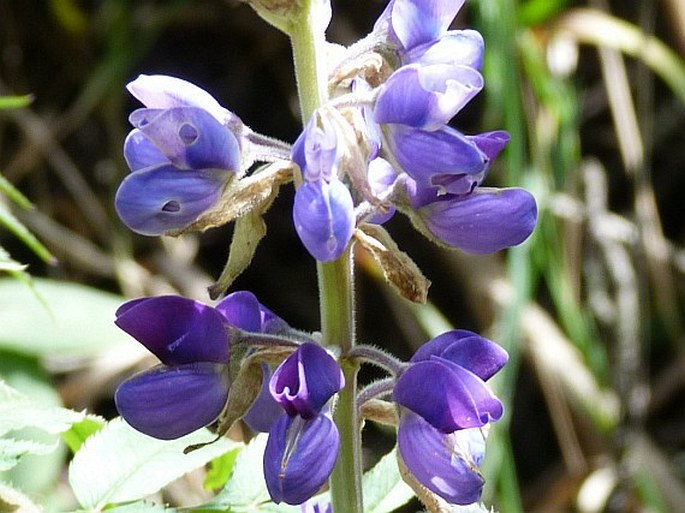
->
[362, 448, 414, 513]
[0, 438, 58, 472]
[0, 278, 130, 358]
[62, 415, 105, 454]
[0, 381, 84, 438]
[68, 417, 239, 510]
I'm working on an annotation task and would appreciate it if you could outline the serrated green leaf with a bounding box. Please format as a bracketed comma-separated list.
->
[0, 380, 84, 437]
[0, 278, 130, 358]
[0, 356, 72, 495]
[0, 203, 53, 264]
[0, 95, 33, 110]
[0, 437, 58, 471]
[68, 418, 240, 510]
[62, 415, 105, 453]
[362, 448, 414, 513]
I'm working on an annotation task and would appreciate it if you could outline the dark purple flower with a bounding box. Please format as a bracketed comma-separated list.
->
[114, 296, 231, 439]
[114, 292, 287, 440]
[393, 330, 507, 433]
[215, 290, 288, 334]
[116, 75, 243, 236]
[397, 409, 486, 505]
[263, 343, 344, 504]
[270, 342, 344, 419]
[264, 413, 339, 505]
[292, 111, 355, 262]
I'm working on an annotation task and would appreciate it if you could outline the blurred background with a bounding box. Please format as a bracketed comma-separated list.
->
[0, 0, 684, 511]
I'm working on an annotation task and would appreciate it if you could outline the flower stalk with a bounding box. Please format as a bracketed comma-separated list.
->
[289, 4, 364, 511]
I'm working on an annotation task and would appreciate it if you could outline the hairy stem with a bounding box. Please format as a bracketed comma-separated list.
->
[289, 4, 364, 512]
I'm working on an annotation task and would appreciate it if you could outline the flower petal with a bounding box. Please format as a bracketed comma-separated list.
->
[130, 107, 241, 171]
[405, 29, 484, 69]
[412, 330, 508, 381]
[389, 0, 465, 51]
[293, 179, 355, 262]
[270, 343, 344, 419]
[397, 409, 485, 505]
[123, 129, 168, 171]
[115, 362, 229, 440]
[264, 413, 339, 505]
[418, 187, 538, 253]
[115, 296, 229, 365]
[114, 164, 227, 236]
[126, 74, 228, 122]
[385, 124, 486, 190]
[292, 112, 340, 182]
[374, 64, 483, 131]
[393, 359, 503, 431]
[215, 291, 263, 332]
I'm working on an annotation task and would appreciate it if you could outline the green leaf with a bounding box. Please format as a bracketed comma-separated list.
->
[0, 356, 73, 494]
[0, 278, 130, 359]
[203, 447, 241, 491]
[0, 437, 58, 471]
[0, 95, 33, 110]
[361, 448, 414, 513]
[68, 417, 239, 510]
[62, 415, 105, 453]
[0, 380, 84, 437]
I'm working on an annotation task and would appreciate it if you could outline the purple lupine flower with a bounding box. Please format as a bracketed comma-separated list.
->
[374, 63, 483, 132]
[292, 112, 355, 261]
[373, 0, 465, 55]
[116, 75, 243, 236]
[397, 410, 486, 505]
[114, 296, 231, 440]
[394, 330, 506, 504]
[264, 343, 344, 505]
[114, 291, 286, 440]
[384, 124, 487, 194]
[264, 413, 339, 505]
[412, 185, 538, 254]
[393, 330, 507, 433]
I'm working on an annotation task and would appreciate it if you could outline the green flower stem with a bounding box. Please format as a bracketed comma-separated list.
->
[289, 5, 364, 512]
[318, 252, 363, 513]
[289, 1, 327, 123]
